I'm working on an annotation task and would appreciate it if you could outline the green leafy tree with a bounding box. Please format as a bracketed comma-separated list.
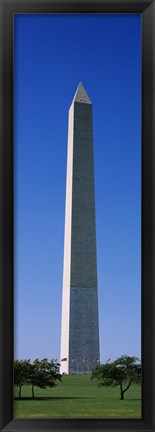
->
[14, 359, 31, 398]
[91, 355, 141, 400]
[28, 358, 62, 398]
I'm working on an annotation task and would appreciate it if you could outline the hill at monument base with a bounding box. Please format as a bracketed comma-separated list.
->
[14, 374, 141, 419]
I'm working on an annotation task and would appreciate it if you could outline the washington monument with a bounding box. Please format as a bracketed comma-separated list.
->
[60, 83, 99, 374]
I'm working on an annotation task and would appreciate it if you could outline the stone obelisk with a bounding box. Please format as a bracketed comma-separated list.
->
[60, 83, 99, 374]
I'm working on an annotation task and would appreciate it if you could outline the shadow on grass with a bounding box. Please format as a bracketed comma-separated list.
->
[14, 396, 94, 401]
[14, 396, 141, 402]
[125, 398, 141, 401]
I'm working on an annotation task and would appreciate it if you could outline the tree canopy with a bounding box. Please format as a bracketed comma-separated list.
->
[14, 358, 61, 398]
[14, 359, 32, 398]
[28, 358, 62, 397]
[91, 355, 141, 399]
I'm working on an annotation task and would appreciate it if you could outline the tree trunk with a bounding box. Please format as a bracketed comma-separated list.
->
[32, 385, 35, 398]
[120, 380, 132, 400]
[120, 385, 124, 400]
[19, 385, 22, 398]
[120, 390, 124, 400]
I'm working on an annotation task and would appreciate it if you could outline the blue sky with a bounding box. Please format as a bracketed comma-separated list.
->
[14, 14, 141, 363]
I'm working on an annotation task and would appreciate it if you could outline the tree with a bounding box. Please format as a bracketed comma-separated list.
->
[14, 359, 31, 398]
[28, 358, 62, 398]
[91, 355, 141, 400]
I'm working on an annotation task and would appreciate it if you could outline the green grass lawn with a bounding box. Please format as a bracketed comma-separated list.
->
[14, 374, 141, 419]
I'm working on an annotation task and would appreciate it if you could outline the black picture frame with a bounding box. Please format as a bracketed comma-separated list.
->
[0, 0, 155, 431]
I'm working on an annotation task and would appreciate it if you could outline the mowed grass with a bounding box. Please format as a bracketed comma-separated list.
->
[14, 374, 141, 419]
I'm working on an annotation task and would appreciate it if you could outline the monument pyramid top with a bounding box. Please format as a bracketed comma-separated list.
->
[72, 82, 92, 105]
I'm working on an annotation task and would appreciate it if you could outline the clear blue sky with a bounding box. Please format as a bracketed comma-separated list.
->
[14, 14, 141, 363]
